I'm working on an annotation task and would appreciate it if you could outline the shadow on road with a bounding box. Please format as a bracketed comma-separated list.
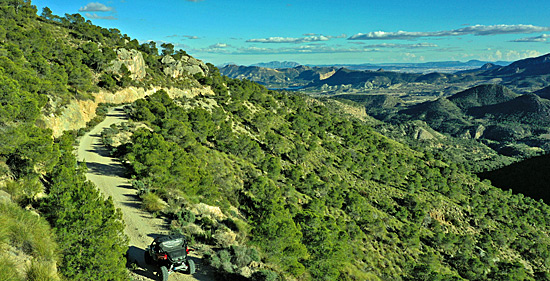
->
[127, 246, 160, 280]
[89, 140, 114, 157]
[118, 183, 134, 190]
[108, 107, 128, 118]
[121, 193, 143, 209]
[84, 161, 127, 177]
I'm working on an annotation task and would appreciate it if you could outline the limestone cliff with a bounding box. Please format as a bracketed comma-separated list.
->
[43, 86, 214, 137]
[162, 54, 210, 78]
[106, 48, 146, 80]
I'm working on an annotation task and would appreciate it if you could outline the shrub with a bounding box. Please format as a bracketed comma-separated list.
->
[251, 269, 279, 281]
[25, 260, 58, 281]
[0, 255, 21, 281]
[141, 192, 165, 212]
[176, 209, 196, 226]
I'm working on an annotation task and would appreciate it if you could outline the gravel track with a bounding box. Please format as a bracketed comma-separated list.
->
[76, 106, 215, 281]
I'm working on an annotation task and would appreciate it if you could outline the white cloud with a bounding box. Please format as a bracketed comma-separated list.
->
[481, 49, 542, 61]
[246, 36, 331, 44]
[511, 34, 550, 42]
[349, 24, 550, 40]
[362, 42, 438, 49]
[246, 34, 348, 44]
[193, 44, 379, 55]
[209, 43, 230, 48]
[79, 2, 114, 12]
[166, 35, 200, 39]
[84, 13, 117, 20]
[330, 34, 348, 39]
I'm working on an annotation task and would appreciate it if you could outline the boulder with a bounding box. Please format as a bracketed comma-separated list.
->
[161, 54, 209, 78]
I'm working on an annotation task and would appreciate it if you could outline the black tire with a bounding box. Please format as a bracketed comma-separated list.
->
[187, 259, 196, 275]
[144, 251, 153, 265]
[159, 265, 169, 281]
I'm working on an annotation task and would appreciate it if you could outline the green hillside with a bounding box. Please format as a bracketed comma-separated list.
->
[3, 1, 550, 280]
[401, 97, 469, 135]
[448, 84, 519, 110]
[109, 75, 550, 279]
[396, 84, 550, 160]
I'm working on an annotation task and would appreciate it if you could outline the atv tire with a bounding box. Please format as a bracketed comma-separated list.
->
[187, 259, 196, 274]
[144, 251, 153, 265]
[159, 265, 169, 281]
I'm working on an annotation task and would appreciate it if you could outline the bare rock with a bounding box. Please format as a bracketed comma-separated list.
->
[162, 54, 209, 78]
[414, 127, 436, 140]
[474, 125, 485, 139]
[106, 48, 146, 80]
[43, 86, 214, 137]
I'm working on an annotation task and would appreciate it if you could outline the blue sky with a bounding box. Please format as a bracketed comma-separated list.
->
[32, 0, 550, 66]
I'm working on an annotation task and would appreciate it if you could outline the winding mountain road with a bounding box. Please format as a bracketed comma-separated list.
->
[76, 106, 214, 281]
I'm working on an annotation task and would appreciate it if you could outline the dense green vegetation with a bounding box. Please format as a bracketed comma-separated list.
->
[3, 1, 550, 280]
[359, 84, 550, 166]
[0, 1, 131, 279]
[40, 133, 128, 280]
[111, 71, 550, 279]
[329, 95, 517, 173]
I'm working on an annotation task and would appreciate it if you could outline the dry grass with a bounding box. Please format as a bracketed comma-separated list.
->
[25, 260, 59, 281]
[0, 201, 60, 281]
[141, 192, 165, 212]
[0, 254, 22, 281]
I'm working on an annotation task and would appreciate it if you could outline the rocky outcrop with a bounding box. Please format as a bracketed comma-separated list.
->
[319, 69, 336, 80]
[414, 127, 437, 140]
[473, 125, 485, 139]
[162, 54, 209, 78]
[106, 48, 146, 80]
[394, 121, 444, 140]
[461, 125, 486, 139]
[42, 86, 214, 137]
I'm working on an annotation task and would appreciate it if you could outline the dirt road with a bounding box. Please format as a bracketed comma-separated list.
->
[76, 106, 214, 281]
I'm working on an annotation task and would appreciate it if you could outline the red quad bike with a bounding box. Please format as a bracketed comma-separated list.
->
[144, 234, 195, 281]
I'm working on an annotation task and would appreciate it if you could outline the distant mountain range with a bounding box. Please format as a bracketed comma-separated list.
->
[220, 53, 550, 93]
[257, 53, 550, 160]
[251, 61, 301, 68]
[219, 64, 338, 88]
[315, 59, 512, 73]
[228, 60, 512, 71]
[220, 54, 550, 159]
